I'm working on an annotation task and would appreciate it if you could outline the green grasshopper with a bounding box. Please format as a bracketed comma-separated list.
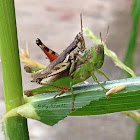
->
[24, 29, 110, 110]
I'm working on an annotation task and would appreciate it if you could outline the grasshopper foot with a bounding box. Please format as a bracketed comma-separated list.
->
[107, 95, 110, 99]
[53, 91, 65, 99]
[71, 107, 75, 111]
[24, 90, 33, 97]
[53, 94, 58, 99]
[24, 65, 33, 73]
[71, 99, 75, 111]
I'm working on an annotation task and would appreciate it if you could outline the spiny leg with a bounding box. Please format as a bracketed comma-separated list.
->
[91, 72, 107, 92]
[96, 69, 110, 81]
[42, 84, 69, 99]
[76, 55, 86, 63]
[52, 82, 75, 111]
[69, 60, 75, 75]
[70, 82, 75, 111]
[69, 54, 86, 75]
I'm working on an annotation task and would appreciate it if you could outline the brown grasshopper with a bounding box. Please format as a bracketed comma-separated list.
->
[30, 14, 86, 84]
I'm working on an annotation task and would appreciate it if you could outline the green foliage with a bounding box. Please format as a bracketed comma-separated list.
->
[3, 77, 140, 126]
[121, 0, 140, 78]
[0, 0, 23, 112]
[84, 28, 136, 77]
[1, 0, 140, 139]
[121, 0, 140, 139]
[0, 0, 29, 139]
[2, 117, 29, 140]
[135, 124, 140, 140]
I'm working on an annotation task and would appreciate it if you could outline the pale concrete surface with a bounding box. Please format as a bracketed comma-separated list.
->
[0, 0, 140, 139]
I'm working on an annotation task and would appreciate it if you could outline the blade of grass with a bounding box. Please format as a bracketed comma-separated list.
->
[0, 0, 29, 139]
[121, 0, 140, 139]
[120, 0, 140, 78]
[3, 77, 140, 126]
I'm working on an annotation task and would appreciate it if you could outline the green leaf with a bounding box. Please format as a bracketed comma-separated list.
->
[3, 77, 140, 126]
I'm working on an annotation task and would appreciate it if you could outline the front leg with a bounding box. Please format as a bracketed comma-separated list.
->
[95, 69, 110, 81]
[69, 54, 86, 75]
[91, 71, 107, 92]
[76, 54, 86, 63]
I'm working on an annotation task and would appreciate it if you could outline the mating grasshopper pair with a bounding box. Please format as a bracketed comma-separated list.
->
[24, 15, 109, 110]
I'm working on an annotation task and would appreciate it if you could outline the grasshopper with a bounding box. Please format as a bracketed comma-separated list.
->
[24, 28, 110, 110]
[30, 14, 85, 83]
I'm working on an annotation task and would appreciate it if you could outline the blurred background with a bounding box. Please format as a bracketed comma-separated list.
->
[0, 0, 140, 139]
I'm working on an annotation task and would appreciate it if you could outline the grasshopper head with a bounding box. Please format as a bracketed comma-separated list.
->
[76, 32, 86, 53]
[92, 27, 109, 69]
[76, 14, 86, 53]
[90, 44, 104, 69]
[88, 27, 109, 70]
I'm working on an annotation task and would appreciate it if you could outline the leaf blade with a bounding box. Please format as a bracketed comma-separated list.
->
[5, 77, 139, 126]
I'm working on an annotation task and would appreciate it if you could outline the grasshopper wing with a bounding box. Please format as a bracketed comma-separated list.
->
[36, 62, 70, 85]
[36, 38, 59, 62]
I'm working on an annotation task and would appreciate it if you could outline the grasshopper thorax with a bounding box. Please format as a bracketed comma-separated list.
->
[76, 13, 85, 53]
[89, 44, 104, 70]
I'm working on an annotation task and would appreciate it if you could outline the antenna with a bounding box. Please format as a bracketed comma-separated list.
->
[80, 13, 83, 34]
[100, 32, 103, 43]
[104, 26, 109, 44]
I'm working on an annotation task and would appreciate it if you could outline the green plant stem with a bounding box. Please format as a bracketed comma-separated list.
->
[121, 0, 140, 78]
[0, 0, 29, 139]
[122, 0, 140, 139]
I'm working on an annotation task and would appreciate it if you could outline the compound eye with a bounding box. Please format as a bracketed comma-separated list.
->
[95, 45, 101, 54]
[36, 78, 42, 84]
[77, 33, 82, 40]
